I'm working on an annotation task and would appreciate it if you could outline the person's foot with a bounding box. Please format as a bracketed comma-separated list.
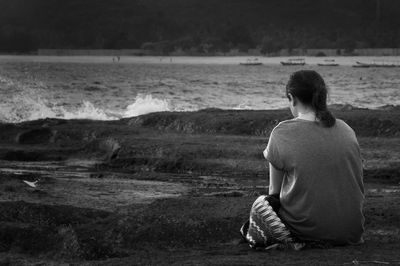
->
[275, 241, 306, 251]
[239, 220, 250, 241]
[289, 242, 306, 251]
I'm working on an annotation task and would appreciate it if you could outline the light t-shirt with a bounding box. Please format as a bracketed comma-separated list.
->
[263, 118, 364, 245]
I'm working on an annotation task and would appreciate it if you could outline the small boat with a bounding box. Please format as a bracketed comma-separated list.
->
[371, 60, 398, 68]
[317, 59, 339, 66]
[353, 60, 400, 68]
[239, 58, 263, 66]
[280, 58, 306, 66]
[352, 63, 370, 68]
[352, 61, 371, 68]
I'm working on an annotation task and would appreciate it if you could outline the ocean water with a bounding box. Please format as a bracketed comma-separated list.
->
[0, 55, 399, 123]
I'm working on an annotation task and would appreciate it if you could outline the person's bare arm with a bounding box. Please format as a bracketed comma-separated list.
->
[269, 163, 284, 195]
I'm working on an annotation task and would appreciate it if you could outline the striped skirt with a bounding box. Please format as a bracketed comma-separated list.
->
[240, 195, 305, 250]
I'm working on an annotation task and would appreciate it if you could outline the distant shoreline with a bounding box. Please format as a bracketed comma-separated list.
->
[2, 54, 400, 67]
[2, 47, 400, 57]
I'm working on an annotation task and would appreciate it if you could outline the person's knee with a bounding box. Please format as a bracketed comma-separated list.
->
[255, 195, 267, 202]
[254, 195, 267, 204]
[251, 194, 281, 214]
[251, 195, 269, 210]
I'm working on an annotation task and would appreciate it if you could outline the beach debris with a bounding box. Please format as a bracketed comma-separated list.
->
[22, 179, 40, 188]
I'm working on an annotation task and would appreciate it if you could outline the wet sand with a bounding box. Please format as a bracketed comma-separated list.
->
[0, 106, 399, 265]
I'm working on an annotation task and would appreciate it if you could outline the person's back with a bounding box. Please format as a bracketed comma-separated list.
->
[240, 70, 365, 250]
[267, 118, 364, 245]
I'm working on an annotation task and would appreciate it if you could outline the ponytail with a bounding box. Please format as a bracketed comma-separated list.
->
[311, 82, 336, 128]
[316, 110, 336, 127]
[287, 70, 336, 128]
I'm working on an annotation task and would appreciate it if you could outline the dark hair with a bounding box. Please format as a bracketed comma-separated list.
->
[286, 70, 335, 127]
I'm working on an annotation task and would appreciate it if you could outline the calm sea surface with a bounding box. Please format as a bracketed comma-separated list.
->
[0, 55, 399, 122]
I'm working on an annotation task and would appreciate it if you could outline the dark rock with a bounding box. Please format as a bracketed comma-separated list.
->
[1, 150, 63, 161]
[126, 117, 143, 126]
[57, 226, 83, 259]
[0, 257, 10, 266]
[199, 108, 223, 112]
[0, 222, 57, 255]
[377, 105, 400, 111]
[205, 191, 245, 197]
[3, 150, 44, 161]
[98, 138, 121, 161]
[16, 128, 55, 145]
[340, 104, 355, 111]
[363, 167, 400, 184]
[0, 201, 111, 227]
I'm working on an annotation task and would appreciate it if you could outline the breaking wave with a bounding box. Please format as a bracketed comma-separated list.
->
[123, 94, 170, 117]
[0, 92, 171, 123]
[0, 95, 114, 123]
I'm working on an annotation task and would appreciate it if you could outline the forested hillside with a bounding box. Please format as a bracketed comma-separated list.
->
[0, 0, 399, 53]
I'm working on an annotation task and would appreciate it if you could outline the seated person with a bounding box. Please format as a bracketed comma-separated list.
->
[240, 70, 365, 250]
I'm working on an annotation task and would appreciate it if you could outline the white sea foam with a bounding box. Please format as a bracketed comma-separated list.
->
[62, 101, 114, 120]
[0, 93, 55, 122]
[233, 102, 252, 110]
[0, 91, 172, 123]
[123, 94, 170, 118]
[0, 72, 172, 122]
[0, 97, 115, 123]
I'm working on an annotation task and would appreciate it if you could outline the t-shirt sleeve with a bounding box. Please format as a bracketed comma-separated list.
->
[263, 128, 285, 171]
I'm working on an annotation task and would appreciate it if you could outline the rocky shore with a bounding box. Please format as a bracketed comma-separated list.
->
[0, 107, 399, 265]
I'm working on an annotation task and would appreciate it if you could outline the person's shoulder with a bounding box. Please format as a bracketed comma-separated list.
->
[335, 119, 355, 132]
[275, 118, 301, 128]
[270, 119, 298, 134]
[333, 119, 358, 138]
[335, 118, 347, 126]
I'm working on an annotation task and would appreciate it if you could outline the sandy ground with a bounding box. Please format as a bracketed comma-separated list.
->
[0, 107, 399, 265]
